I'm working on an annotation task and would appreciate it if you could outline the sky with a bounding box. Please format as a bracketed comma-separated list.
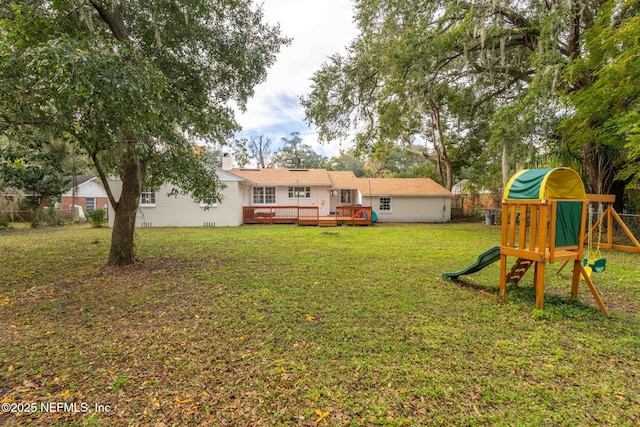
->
[233, 0, 359, 161]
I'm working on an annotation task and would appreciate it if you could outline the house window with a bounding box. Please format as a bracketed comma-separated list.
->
[340, 190, 351, 204]
[288, 186, 310, 198]
[265, 187, 276, 203]
[140, 190, 156, 206]
[253, 187, 276, 204]
[85, 197, 96, 211]
[379, 197, 391, 211]
[200, 197, 218, 208]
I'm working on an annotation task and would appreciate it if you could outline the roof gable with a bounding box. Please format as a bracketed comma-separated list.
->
[64, 175, 96, 191]
[327, 171, 359, 189]
[216, 169, 246, 182]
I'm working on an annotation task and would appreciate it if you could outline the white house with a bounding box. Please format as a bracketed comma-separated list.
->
[357, 178, 451, 223]
[106, 157, 452, 227]
[107, 169, 245, 228]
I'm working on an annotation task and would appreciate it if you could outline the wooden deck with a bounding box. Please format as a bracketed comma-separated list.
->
[243, 206, 372, 226]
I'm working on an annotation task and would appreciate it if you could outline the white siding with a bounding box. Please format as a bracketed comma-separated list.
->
[244, 185, 332, 216]
[62, 179, 107, 198]
[361, 196, 451, 223]
[108, 175, 244, 228]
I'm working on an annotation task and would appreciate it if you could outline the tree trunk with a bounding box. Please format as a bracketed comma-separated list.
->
[502, 140, 510, 188]
[581, 142, 629, 212]
[442, 157, 453, 191]
[582, 142, 602, 194]
[108, 158, 144, 266]
[427, 99, 454, 190]
[610, 179, 626, 213]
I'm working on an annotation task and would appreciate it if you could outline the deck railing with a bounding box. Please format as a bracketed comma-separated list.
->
[335, 206, 373, 225]
[242, 206, 319, 224]
[242, 205, 372, 226]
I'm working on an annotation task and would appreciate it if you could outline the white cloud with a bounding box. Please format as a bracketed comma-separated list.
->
[234, 0, 359, 159]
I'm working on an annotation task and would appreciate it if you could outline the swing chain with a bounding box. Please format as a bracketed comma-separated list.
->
[594, 203, 604, 260]
[587, 203, 593, 258]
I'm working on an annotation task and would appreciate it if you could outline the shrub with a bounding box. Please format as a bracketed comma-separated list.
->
[31, 206, 64, 228]
[0, 217, 11, 230]
[87, 209, 107, 228]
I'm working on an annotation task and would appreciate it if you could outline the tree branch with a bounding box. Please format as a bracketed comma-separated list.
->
[91, 150, 119, 209]
[468, 59, 533, 85]
[475, 76, 522, 106]
[88, 0, 130, 41]
[490, 6, 540, 51]
[401, 143, 435, 160]
[0, 118, 50, 127]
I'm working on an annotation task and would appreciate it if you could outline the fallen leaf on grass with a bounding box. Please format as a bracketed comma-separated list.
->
[315, 409, 329, 423]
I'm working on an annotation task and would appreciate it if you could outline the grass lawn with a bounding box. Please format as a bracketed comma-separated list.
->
[1, 223, 639, 426]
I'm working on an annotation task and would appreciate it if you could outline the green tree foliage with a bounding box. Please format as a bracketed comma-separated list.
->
[270, 132, 328, 169]
[301, 0, 527, 190]
[561, 0, 640, 192]
[0, 142, 68, 207]
[326, 149, 366, 177]
[230, 138, 251, 169]
[302, 0, 638, 194]
[0, 1, 288, 264]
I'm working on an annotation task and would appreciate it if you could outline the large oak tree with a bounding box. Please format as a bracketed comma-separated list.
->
[303, 0, 638, 195]
[0, 0, 288, 264]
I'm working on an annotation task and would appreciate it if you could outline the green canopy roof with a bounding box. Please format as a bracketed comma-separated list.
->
[504, 168, 586, 200]
[504, 168, 587, 247]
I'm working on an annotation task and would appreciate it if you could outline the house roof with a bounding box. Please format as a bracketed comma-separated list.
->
[64, 175, 96, 191]
[356, 178, 452, 196]
[216, 169, 246, 182]
[327, 171, 359, 189]
[227, 167, 451, 196]
[229, 168, 332, 186]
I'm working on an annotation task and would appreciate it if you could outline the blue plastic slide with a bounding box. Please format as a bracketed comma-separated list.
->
[441, 246, 501, 280]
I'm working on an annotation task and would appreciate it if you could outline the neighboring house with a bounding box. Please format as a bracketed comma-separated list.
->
[60, 176, 109, 213]
[106, 156, 452, 227]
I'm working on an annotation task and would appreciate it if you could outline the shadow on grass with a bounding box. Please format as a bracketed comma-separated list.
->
[446, 277, 606, 319]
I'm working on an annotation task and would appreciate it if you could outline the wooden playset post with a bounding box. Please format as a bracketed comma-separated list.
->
[586, 194, 640, 253]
